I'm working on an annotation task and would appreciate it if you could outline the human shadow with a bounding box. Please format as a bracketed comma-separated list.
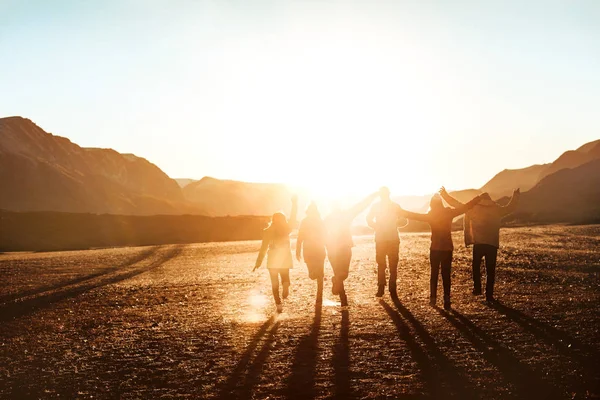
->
[332, 308, 352, 399]
[0, 245, 183, 323]
[438, 308, 562, 399]
[381, 298, 477, 399]
[389, 296, 480, 399]
[489, 300, 599, 363]
[0, 246, 159, 304]
[218, 317, 280, 399]
[286, 303, 322, 399]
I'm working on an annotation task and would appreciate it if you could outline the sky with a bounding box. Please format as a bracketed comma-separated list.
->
[1, 0, 599, 197]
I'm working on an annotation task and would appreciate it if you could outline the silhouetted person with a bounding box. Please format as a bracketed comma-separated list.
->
[253, 196, 298, 313]
[440, 187, 520, 302]
[296, 202, 326, 304]
[400, 193, 483, 309]
[325, 192, 379, 306]
[366, 187, 407, 297]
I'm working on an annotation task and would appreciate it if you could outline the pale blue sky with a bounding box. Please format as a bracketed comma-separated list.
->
[1, 0, 599, 196]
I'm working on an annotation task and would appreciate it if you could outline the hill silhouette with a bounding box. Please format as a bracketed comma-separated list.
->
[506, 159, 600, 224]
[480, 139, 600, 199]
[183, 176, 293, 217]
[0, 117, 200, 215]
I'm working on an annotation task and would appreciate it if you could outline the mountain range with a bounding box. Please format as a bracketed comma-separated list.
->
[1, 116, 599, 224]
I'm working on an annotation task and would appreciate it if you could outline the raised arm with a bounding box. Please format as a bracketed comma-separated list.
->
[253, 231, 270, 271]
[500, 188, 520, 216]
[449, 194, 483, 217]
[349, 191, 379, 219]
[439, 186, 465, 208]
[399, 208, 431, 223]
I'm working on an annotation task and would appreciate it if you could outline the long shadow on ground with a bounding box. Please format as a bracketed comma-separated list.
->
[332, 309, 351, 399]
[286, 303, 322, 399]
[490, 300, 599, 360]
[381, 297, 478, 399]
[0, 245, 183, 323]
[438, 308, 563, 399]
[218, 317, 280, 399]
[0, 247, 159, 304]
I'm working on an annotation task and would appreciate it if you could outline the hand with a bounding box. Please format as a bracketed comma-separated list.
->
[439, 186, 448, 196]
[513, 188, 520, 195]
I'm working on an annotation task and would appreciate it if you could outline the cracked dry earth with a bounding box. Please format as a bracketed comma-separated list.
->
[0, 225, 598, 399]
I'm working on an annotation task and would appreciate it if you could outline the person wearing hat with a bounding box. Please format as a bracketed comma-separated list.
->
[399, 193, 484, 309]
[439, 187, 520, 302]
[366, 187, 408, 297]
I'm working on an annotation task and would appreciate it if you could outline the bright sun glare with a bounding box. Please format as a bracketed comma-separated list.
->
[205, 21, 456, 199]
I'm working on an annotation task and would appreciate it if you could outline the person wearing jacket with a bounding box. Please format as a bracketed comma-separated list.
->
[296, 202, 327, 304]
[440, 187, 520, 302]
[366, 187, 408, 297]
[253, 196, 298, 313]
[325, 191, 379, 306]
[400, 193, 483, 309]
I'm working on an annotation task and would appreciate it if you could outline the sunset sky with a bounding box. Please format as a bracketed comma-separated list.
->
[1, 0, 599, 196]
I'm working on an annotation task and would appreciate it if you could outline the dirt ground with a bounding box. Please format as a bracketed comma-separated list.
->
[0, 225, 598, 399]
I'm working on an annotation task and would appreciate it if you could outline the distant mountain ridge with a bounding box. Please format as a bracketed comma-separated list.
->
[481, 139, 600, 198]
[183, 176, 293, 217]
[0, 116, 197, 215]
[1, 116, 598, 225]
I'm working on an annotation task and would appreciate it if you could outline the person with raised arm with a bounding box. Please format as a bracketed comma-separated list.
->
[253, 195, 298, 313]
[400, 193, 484, 309]
[366, 187, 408, 298]
[324, 191, 379, 306]
[439, 187, 520, 302]
[296, 202, 327, 304]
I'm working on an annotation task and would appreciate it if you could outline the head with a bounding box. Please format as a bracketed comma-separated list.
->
[270, 212, 287, 230]
[379, 186, 391, 201]
[429, 193, 444, 211]
[306, 202, 321, 218]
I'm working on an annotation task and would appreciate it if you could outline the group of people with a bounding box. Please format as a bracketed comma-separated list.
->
[253, 186, 520, 313]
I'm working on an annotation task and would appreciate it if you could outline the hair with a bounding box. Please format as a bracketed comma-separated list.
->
[266, 211, 290, 236]
[429, 193, 444, 211]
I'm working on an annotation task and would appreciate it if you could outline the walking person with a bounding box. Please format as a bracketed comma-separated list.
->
[366, 187, 407, 297]
[440, 187, 520, 302]
[296, 202, 327, 304]
[325, 192, 379, 306]
[253, 196, 298, 313]
[399, 193, 483, 309]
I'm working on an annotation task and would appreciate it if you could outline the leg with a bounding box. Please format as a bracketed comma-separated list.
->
[281, 269, 290, 299]
[375, 242, 387, 296]
[485, 246, 498, 301]
[441, 251, 453, 309]
[338, 248, 352, 306]
[429, 250, 441, 305]
[472, 245, 484, 295]
[316, 275, 324, 304]
[269, 269, 281, 305]
[315, 259, 324, 303]
[329, 250, 340, 295]
[388, 242, 400, 294]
